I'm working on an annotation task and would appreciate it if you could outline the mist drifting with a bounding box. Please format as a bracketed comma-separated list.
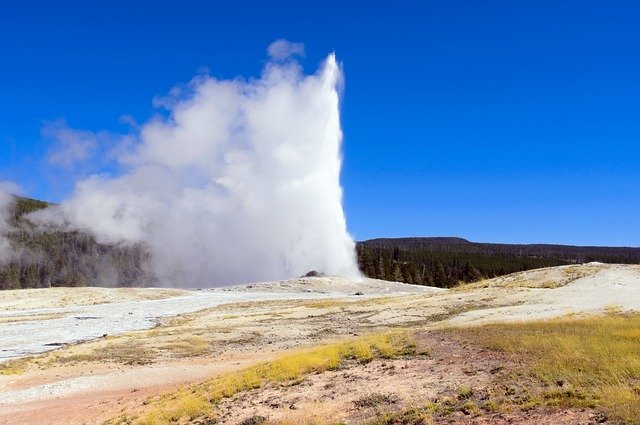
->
[0, 182, 19, 265]
[39, 41, 359, 287]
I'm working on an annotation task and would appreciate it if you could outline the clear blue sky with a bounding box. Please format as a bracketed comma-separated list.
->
[1, 1, 639, 246]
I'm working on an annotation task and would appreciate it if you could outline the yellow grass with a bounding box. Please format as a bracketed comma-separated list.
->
[162, 336, 210, 357]
[302, 299, 351, 309]
[358, 296, 405, 306]
[0, 359, 27, 375]
[50, 339, 154, 366]
[136, 390, 213, 425]
[457, 313, 640, 423]
[202, 330, 415, 401]
[302, 296, 402, 310]
[123, 330, 417, 425]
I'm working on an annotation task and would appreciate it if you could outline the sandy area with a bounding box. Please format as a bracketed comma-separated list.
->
[0, 263, 637, 424]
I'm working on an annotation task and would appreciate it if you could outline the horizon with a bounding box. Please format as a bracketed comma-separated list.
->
[1, 1, 639, 247]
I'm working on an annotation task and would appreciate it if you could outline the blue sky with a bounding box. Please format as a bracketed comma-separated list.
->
[1, 1, 639, 245]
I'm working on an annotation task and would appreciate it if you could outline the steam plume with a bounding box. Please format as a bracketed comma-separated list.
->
[0, 181, 19, 265]
[37, 41, 359, 287]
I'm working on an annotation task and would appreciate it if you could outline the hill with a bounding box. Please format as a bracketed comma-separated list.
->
[0, 196, 151, 289]
[362, 236, 640, 261]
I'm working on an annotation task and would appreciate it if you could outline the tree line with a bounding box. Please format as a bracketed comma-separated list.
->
[356, 237, 640, 288]
[356, 244, 567, 287]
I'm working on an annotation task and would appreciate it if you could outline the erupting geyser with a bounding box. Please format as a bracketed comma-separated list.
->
[32, 40, 360, 287]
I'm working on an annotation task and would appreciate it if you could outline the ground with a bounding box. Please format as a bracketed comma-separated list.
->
[0, 263, 638, 424]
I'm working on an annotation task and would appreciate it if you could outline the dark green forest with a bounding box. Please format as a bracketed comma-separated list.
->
[0, 196, 151, 290]
[1, 197, 639, 290]
[356, 237, 640, 288]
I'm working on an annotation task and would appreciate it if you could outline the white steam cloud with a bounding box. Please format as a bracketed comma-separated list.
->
[267, 39, 305, 60]
[44, 120, 100, 169]
[0, 181, 19, 265]
[37, 41, 359, 287]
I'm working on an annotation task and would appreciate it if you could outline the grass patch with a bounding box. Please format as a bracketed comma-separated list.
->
[358, 296, 405, 306]
[0, 358, 29, 375]
[456, 385, 473, 400]
[117, 330, 417, 425]
[240, 415, 267, 425]
[364, 406, 434, 425]
[455, 312, 640, 423]
[132, 389, 214, 424]
[354, 393, 399, 408]
[50, 339, 154, 366]
[302, 296, 402, 310]
[162, 336, 210, 358]
[302, 299, 351, 309]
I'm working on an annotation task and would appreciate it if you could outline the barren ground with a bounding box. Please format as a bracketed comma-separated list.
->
[0, 263, 638, 424]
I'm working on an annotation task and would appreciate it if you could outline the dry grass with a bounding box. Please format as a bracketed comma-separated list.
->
[131, 389, 214, 424]
[0, 358, 29, 375]
[363, 406, 435, 425]
[456, 312, 640, 423]
[354, 392, 399, 408]
[302, 299, 352, 309]
[161, 336, 210, 358]
[358, 296, 407, 306]
[202, 330, 416, 400]
[115, 330, 417, 425]
[50, 339, 155, 366]
[302, 296, 403, 310]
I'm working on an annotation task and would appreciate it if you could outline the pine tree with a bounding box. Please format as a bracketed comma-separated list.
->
[432, 260, 448, 287]
[462, 262, 482, 282]
[376, 256, 386, 280]
[391, 263, 403, 282]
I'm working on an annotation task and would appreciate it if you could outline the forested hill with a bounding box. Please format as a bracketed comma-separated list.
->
[356, 237, 640, 288]
[361, 237, 640, 262]
[0, 196, 151, 290]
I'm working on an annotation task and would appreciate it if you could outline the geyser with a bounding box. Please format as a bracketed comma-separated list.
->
[36, 41, 360, 287]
